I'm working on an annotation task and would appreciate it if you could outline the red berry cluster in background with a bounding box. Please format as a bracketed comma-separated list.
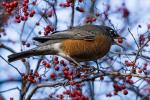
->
[117, 3, 130, 18]
[106, 82, 129, 97]
[84, 16, 96, 23]
[59, 0, 75, 8]
[125, 60, 135, 67]
[44, 25, 54, 36]
[138, 63, 148, 73]
[22, 70, 41, 83]
[49, 84, 88, 100]
[139, 34, 145, 46]
[1, 1, 18, 15]
[59, 2, 71, 7]
[76, 7, 85, 12]
[13, 0, 37, 23]
[40, 56, 74, 81]
[47, 10, 54, 17]
[113, 83, 128, 95]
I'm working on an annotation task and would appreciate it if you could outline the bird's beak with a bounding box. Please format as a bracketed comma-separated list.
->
[114, 35, 126, 40]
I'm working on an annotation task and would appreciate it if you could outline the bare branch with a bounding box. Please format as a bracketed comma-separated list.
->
[0, 43, 16, 53]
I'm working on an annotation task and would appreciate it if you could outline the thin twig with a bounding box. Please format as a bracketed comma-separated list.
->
[0, 55, 22, 75]
[70, 0, 75, 28]
[128, 28, 140, 49]
[134, 39, 150, 63]
[0, 87, 20, 93]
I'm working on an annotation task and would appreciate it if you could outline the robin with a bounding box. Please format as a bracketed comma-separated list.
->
[8, 25, 122, 64]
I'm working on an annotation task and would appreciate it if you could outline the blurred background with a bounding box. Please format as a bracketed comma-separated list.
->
[0, 0, 150, 100]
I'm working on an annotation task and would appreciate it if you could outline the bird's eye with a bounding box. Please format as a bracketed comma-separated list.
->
[109, 30, 115, 36]
[109, 30, 114, 33]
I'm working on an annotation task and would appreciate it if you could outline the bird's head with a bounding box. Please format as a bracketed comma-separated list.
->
[103, 26, 120, 39]
[103, 26, 125, 48]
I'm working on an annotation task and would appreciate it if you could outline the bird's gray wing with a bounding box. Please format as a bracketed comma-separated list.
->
[33, 25, 98, 43]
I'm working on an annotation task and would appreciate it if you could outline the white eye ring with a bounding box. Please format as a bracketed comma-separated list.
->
[110, 30, 113, 32]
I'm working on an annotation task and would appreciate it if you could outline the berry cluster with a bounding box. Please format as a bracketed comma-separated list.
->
[84, 16, 96, 23]
[1, 1, 18, 15]
[49, 85, 88, 100]
[22, 71, 41, 83]
[44, 25, 54, 36]
[125, 60, 135, 67]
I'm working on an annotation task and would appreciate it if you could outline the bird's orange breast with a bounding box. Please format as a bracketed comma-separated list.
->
[60, 35, 112, 61]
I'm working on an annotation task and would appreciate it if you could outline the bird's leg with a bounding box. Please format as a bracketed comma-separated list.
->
[66, 55, 82, 68]
[58, 53, 82, 68]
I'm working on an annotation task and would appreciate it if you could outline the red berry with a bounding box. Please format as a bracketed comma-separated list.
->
[122, 8, 129, 17]
[59, 2, 70, 7]
[79, 0, 83, 2]
[114, 91, 118, 95]
[75, 90, 81, 96]
[54, 60, 59, 65]
[47, 10, 53, 17]
[54, 56, 58, 61]
[23, 2, 27, 7]
[26, 43, 30, 47]
[31, 10, 36, 14]
[24, 16, 28, 21]
[24, 0, 29, 3]
[2, 2, 6, 6]
[50, 73, 56, 80]
[29, 13, 34, 17]
[144, 63, 148, 67]
[96, 12, 100, 17]
[36, 22, 40, 26]
[6, 3, 10, 8]
[60, 60, 64, 64]
[32, 1, 36, 5]
[15, 15, 20, 19]
[138, 68, 143, 73]
[118, 38, 123, 43]
[31, 79, 36, 83]
[100, 76, 104, 80]
[34, 71, 39, 77]
[21, 16, 25, 21]
[123, 90, 128, 95]
[10, 97, 14, 100]
[147, 24, 150, 29]
[24, 12, 29, 16]
[23, 7, 27, 12]
[76, 7, 85, 12]
[106, 93, 112, 97]
[63, 70, 69, 76]
[16, 19, 21, 23]
[13, 1, 18, 7]
[55, 66, 59, 71]
[121, 84, 126, 89]
[45, 63, 50, 68]
[42, 60, 47, 65]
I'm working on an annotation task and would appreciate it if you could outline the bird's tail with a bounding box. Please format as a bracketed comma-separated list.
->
[8, 46, 57, 62]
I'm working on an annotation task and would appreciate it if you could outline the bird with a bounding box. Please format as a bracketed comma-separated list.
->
[8, 25, 122, 64]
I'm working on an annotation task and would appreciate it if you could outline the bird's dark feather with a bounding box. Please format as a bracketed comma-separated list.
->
[32, 25, 109, 43]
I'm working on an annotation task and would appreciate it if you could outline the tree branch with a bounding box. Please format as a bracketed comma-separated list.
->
[26, 70, 150, 99]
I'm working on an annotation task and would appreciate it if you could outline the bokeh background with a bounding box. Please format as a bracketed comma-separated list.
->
[0, 0, 150, 100]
